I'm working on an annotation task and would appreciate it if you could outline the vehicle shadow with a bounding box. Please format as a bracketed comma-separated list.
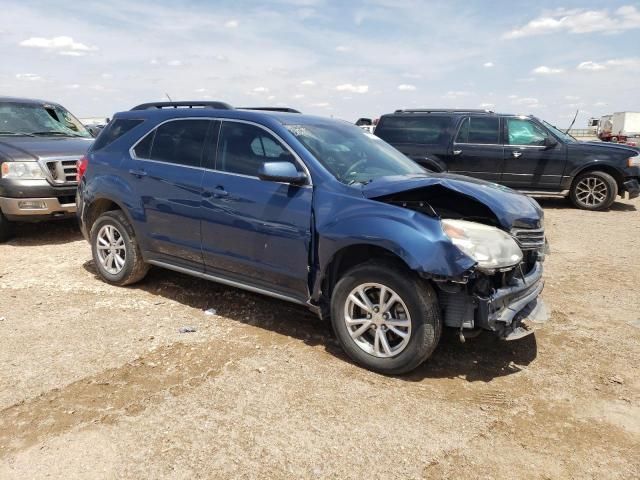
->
[83, 261, 537, 382]
[536, 197, 637, 211]
[4, 219, 82, 246]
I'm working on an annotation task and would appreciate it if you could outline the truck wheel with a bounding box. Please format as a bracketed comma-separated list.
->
[90, 210, 149, 286]
[570, 171, 618, 211]
[330, 260, 441, 375]
[0, 211, 15, 243]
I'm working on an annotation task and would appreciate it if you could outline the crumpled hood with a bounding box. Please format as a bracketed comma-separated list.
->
[361, 173, 543, 230]
[0, 137, 92, 162]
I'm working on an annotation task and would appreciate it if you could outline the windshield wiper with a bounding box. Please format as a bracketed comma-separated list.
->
[30, 131, 83, 137]
[347, 178, 373, 186]
[0, 131, 36, 137]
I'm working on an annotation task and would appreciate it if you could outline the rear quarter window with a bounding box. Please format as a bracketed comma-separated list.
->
[375, 115, 453, 144]
[92, 119, 144, 151]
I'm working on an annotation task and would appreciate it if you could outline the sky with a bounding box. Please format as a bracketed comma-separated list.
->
[1, 0, 639, 127]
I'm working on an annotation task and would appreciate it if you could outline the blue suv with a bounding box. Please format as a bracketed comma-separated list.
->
[77, 102, 547, 374]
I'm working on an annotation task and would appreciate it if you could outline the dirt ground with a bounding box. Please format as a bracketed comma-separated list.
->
[0, 197, 638, 479]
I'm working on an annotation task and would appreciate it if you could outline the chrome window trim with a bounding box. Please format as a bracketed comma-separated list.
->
[128, 116, 313, 186]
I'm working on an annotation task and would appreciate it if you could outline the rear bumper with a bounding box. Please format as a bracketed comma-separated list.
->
[0, 196, 76, 220]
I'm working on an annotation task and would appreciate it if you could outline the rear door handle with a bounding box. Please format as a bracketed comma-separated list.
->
[207, 185, 228, 198]
[128, 169, 147, 178]
[512, 151, 523, 158]
[453, 149, 462, 156]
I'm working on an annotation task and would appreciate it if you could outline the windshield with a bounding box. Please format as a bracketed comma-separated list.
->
[0, 102, 92, 138]
[286, 123, 426, 184]
[541, 119, 577, 143]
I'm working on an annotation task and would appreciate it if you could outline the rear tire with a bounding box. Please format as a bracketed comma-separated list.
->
[330, 260, 441, 375]
[0, 211, 15, 243]
[570, 171, 618, 211]
[90, 210, 149, 286]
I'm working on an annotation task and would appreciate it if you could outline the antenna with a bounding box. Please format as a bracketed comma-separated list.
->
[565, 109, 579, 134]
[165, 93, 173, 102]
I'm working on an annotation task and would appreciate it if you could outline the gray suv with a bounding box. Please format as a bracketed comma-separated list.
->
[0, 97, 93, 240]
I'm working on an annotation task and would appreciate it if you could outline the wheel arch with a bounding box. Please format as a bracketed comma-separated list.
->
[84, 196, 135, 235]
[571, 163, 625, 193]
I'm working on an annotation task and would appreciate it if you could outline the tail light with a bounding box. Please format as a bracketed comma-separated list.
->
[77, 155, 89, 181]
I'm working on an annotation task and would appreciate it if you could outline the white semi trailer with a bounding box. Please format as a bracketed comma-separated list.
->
[598, 112, 640, 143]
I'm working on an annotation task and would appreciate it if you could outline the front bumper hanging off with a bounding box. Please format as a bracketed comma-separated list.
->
[476, 262, 547, 340]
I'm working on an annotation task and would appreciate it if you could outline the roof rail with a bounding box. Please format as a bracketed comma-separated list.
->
[394, 108, 494, 114]
[131, 101, 233, 111]
[239, 107, 301, 113]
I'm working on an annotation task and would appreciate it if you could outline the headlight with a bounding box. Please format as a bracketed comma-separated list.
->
[442, 219, 523, 271]
[1, 161, 46, 179]
[628, 155, 640, 167]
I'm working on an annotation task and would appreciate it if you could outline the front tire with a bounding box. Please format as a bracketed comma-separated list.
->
[330, 260, 441, 375]
[570, 171, 618, 211]
[90, 210, 149, 286]
[0, 211, 15, 243]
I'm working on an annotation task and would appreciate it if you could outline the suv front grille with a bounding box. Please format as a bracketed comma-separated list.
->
[511, 227, 545, 250]
[43, 158, 79, 185]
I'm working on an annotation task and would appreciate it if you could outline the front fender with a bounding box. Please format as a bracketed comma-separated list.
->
[312, 189, 475, 299]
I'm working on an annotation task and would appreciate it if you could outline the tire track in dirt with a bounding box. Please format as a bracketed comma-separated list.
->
[0, 340, 247, 457]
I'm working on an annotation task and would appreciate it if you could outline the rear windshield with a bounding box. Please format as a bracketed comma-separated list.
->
[375, 115, 453, 144]
[92, 119, 144, 151]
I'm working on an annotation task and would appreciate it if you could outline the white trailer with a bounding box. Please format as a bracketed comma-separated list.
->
[598, 112, 640, 142]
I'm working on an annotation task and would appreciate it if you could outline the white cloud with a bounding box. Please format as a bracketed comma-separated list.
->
[101, 73, 113, 79]
[510, 96, 541, 108]
[293, 94, 305, 99]
[532, 65, 564, 75]
[483, 62, 494, 68]
[335, 45, 351, 52]
[65, 84, 80, 89]
[195, 88, 207, 93]
[479, 103, 495, 108]
[15, 73, 41, 81]
[336, 83, 368, 93]
[224, 19, 239, 28]
[300, 80, 316, 86]
[443, 90, 471, 99]
[397, 84, 416, 91]
[565, 95, 580, 100]
[253, 86, 269, 93]
[167, 60, 182, 67]
[594, 101, 607, 107]
[504, 6, 640, 39]
[267, 95, 276, 100]
[402, 72, 422, 79]
[577, 61, 606, 71]
[311, 102, 330, 107]
[150, 58, 159, 65]
[19, 36, 96, 55]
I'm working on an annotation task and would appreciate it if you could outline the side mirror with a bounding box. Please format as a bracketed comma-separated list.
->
[544, 137, 558, 149]
[258, 161, 307, 185]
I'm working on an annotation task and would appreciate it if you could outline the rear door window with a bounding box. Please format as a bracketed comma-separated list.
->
[455, 117, 499, 144]
[375, 115, 452, 144]
[148, 119, 210, 167]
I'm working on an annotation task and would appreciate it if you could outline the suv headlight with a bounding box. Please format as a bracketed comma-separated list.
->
[1, 161, 46, 179]
[628, 155, 640, 167]
[442, 219, 523, 271]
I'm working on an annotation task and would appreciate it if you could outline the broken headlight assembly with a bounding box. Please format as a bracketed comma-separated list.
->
[442, 219, 523, 272]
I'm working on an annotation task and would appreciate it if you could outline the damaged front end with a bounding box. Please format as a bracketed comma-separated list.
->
[364, 175, 548, 340]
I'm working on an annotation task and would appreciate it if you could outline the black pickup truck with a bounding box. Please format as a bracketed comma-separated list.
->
[0, 97, 93, 240]
[375, 109, 640, 210]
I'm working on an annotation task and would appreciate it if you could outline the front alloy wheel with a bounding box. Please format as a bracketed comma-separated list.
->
[331, 260, 441, 375]
[344, 283, 412, 358]
[570, 171, 617, 211]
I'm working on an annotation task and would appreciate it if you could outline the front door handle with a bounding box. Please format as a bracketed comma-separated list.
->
[453, 149, 462, 156]
[512, 151, 523, 158]
[128, 169, 147, 178]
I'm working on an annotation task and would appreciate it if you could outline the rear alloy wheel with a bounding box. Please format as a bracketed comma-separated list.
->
[570, 171, 618, 211]
[331, 261, 441, 375]
[90, 210, 149, 286]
